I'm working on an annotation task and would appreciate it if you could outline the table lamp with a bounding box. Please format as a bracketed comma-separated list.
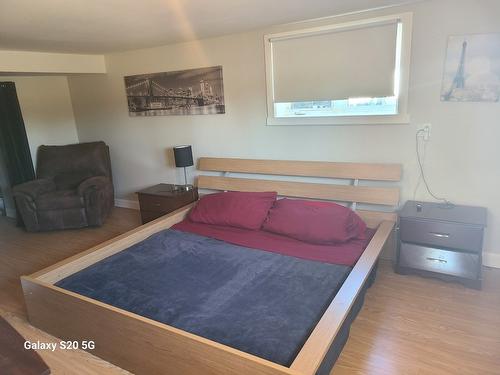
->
[173, 145, 194, 191]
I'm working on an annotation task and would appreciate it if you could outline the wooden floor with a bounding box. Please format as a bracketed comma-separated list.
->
[1, 207, 499, 375]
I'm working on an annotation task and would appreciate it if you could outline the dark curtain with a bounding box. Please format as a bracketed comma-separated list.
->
[0, 82, 36, 224]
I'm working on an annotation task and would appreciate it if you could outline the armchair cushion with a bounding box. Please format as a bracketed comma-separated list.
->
[54, 172, 93, 190]
[13, 178, 56, 199]
[77, 176, 111, 196]
[36, 190, 83, 210]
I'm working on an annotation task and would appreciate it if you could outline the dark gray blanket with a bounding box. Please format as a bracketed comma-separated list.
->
[56, 229, 351, 366]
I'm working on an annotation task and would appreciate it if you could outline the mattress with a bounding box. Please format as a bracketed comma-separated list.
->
[56, 229, 353, 366]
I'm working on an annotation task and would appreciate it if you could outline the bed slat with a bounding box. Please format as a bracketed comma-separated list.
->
[198, 175, 400, 206]
[198, 157, 402, 181]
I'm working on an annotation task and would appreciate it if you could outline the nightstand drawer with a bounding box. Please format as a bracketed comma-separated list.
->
[139, 195, 176, 213]
[399, 218, 483, 252]
[140, 210, 164, 223]
[399, 243, 480, 280]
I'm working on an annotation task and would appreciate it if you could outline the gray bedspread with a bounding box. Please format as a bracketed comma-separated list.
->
[56, 229, 351, 366]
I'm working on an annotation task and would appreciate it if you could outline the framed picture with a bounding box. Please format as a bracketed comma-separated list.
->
[125, 66, 225, 116]
[441, 33, 500, 102]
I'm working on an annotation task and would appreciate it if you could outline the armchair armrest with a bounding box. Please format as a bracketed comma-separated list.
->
[13, 178, 56, 199]
[78, 176, 114, 227]
[77, 176, 111, 196]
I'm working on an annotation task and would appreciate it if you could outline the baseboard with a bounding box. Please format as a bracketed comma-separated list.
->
[483, 252, 500, 269]
[114, 199, 139, 210]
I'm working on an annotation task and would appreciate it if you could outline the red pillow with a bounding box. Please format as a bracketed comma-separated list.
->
[189, 191, 277, 230]
[262, 198, 367, 244]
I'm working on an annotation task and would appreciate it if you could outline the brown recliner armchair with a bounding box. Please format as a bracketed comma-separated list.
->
[13, 141, 114, 232]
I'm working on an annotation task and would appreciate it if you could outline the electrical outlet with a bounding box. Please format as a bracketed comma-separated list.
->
[422, 123, 431, 141]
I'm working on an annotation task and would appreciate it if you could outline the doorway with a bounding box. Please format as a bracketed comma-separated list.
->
[0, 81, 36, 220]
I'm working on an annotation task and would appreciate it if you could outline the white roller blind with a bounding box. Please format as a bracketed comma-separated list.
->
[271, 22, 398, 102]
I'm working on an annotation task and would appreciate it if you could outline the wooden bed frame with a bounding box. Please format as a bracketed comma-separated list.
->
[22, 157, 401, 375]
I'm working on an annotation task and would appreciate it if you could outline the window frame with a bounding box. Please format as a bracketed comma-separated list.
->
[264, 12, 413, 126]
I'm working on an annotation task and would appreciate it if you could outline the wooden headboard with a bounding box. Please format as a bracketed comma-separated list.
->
[197, 157, 402, 228]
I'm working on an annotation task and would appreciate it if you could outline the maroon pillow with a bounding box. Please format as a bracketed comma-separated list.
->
[189, 191, 277, 230]
[262, 198, 367, 244]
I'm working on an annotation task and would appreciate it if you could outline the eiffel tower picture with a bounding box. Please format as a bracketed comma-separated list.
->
[441, 33, 500, 102]
[442, 41, 467, 101]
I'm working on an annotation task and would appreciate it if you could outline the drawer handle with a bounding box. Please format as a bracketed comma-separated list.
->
[429, 232, 450, 239]
[426, 257, 448, 264]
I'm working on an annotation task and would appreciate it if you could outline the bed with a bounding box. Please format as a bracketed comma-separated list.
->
[21, 157, 401, 375]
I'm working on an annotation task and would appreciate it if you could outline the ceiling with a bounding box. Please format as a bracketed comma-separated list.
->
[0, 0, 420, 54]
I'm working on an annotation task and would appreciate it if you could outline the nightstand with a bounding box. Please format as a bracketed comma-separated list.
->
[136, 184, 198, 224]
[396, 200, 487, 289]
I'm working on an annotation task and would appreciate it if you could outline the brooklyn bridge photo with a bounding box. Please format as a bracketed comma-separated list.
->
[124, 66, 225, 116]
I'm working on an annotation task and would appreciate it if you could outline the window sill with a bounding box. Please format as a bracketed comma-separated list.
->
[266, 113, 410, 126]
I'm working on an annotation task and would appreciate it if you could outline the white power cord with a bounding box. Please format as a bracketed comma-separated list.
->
[413, 129, 427, 200]
[414, 127, 452, 205]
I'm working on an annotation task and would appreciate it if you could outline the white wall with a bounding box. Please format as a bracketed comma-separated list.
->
[0, 50, 106, 74]
[3, 76, 80, 167]
[67, 0, 500, 263]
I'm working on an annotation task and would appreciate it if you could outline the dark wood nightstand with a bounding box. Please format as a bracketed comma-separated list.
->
[136, 184, 198, 224]
[396, 200, 487, 289]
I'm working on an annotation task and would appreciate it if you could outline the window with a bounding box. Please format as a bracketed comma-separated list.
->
[264, 13, 412, 125]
